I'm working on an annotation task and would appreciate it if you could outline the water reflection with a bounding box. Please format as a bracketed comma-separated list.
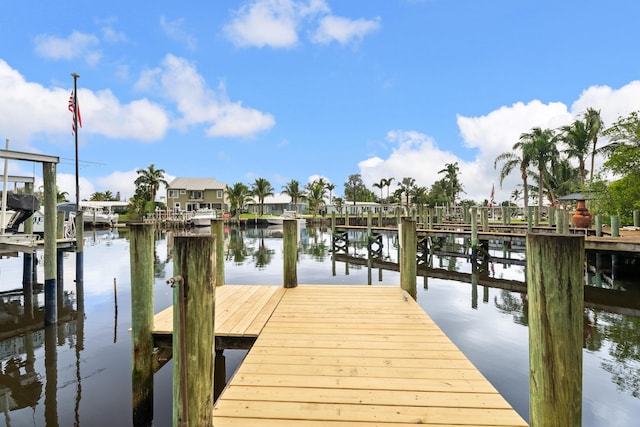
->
[0, 226, 637, 426]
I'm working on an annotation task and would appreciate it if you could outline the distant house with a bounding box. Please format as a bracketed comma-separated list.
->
[166, 177, 228, 212]
[247, 193, 300, 216]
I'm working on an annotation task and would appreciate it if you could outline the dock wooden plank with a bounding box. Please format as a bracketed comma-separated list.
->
[152, 285, 284, 339]
[213, 285, 528, 426]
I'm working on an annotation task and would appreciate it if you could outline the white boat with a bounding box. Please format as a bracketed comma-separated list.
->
[0, 193, 42, 251]
[187, 210, 217, 227]
[265, 210, 304, 226]
[58, 202, 122, 228]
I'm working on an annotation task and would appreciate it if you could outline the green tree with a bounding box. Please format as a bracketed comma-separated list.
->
[585, 107, 603, 184]
[373, 179, 385, 203]
[602, 110, 640, 176]
[134, 164, 168, 202]
[427, 179, 449, 206]
[325, 183, 335, 204]
[57, 188, 69, 203]
[494, 142, 532, 211]
[383, 177, 395, 203]
[518, 127, 557, 208]
[251, 177, 274, 216]
[545, 158, 580, 199]
[343, 174, 375, 204]
[225, 182, 251, 219]
[281, 179, 306, 213]
[397, 177, 416, 206]
[411, 186, 429, 209]
[305, 180, 327, 218]
[333, 197, 344, 215]
[438, 162, 464, 205]
[559, 119, 591, 185]
[90, 190, 117, 201]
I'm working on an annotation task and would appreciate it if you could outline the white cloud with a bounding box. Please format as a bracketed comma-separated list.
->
[160, 16, 197, 51]
[96, 17, 128, 44]
[137, 54, 275, 138]
[570, 80, 640, 126]
[224, 0, 305, 48]
[57, 173, 96, 202]
[359, 130, 463, 193]
[358, 81, 640, 204]
[82, 89, 170, 141]
[224, 0, 377, 48]
[311, 15, 381, 45]
[0, 59, 170, 145]
[34, 31, 101, 64]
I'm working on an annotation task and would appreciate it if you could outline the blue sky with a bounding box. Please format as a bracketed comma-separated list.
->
[1, 0, 639, 203]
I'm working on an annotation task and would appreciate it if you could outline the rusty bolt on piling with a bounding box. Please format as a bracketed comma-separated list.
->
[166, 275, 184, 288]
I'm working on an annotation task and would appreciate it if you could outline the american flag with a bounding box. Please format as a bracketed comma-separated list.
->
[489, 184, 495, 209]
[68, 90, 82, 135]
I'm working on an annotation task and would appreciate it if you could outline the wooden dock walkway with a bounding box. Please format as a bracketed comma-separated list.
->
[154, 285, 528, 426]
[153, 285, 285, 349]
[338, 224, 640, 254]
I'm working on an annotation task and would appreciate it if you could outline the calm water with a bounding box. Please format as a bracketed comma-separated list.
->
[0, 226, 639, 426]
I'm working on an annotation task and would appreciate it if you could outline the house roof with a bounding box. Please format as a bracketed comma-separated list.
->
[168, 177, 226, 190]
[557, 192, 594, 201]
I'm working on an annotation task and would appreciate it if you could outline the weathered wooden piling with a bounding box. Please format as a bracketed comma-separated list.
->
[634, 210, 640, 227]
[555, 209, 563, 234]
[611, 215, 620, 237]
[481, 207, 488, 232]
[470, 207, 478, 248]
[527, 233, 583, 427]
[595, 214, 602, 237]
[43, 162, 57, 325]
[23, 182, 35, 317]
[283, 219, 298, 288]
[130, 223, 155, 426]
[211, 219, 225, 286]
[172, 234, 216, 426]
[548, 206, 555, 227]
[527, 206, 533, 233]
[400, 218, 417, 300]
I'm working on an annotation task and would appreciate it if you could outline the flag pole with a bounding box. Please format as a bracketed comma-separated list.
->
[71, 73, 80, 212]
[71, 72, 85, 312]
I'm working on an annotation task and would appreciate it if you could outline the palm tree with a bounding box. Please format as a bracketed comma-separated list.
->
[373, 179, 385, 203]
[383, 177, 395, 202]
[397, 177, 416, 207]
[325, 183, 335, 204]
[305, 181, 327, 218]
[333, 197, 344, 215]
[57, 188, 69, 203]
[584, 107, 603, 184]
[251, 178, 274, 216]
[281, 179, 306, 214]
[545, 158, 581, 199]
[559, 120, 590, 185]
[518, 127, 557, 208]
[438, 162, 463, 205]
[225, 182, 251, 219]
[135, 164, 168, 202]
[494, 147, 532, 211]
[511, 188, 522, 205]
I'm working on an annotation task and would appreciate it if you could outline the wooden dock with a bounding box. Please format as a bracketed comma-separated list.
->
[153, 285, 528, 426]
[153, 285, 285, 349]
[337, 224, 640, 255]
